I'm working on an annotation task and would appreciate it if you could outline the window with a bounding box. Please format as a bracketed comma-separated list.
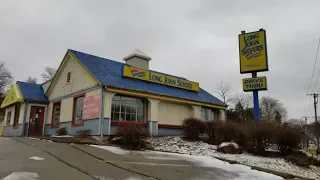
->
[111, 95, 146, 122]
[201, 107, 216, 121]
[6, 111, 12, 125]
[51, 102, 61, 128]
[73, 95, 84, 125]
[13, 104, 21, 127]
[66, 72, 72, 83]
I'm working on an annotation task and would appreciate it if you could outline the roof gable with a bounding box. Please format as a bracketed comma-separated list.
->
[70, 50, 226, 107]
[46, 51, 99, 96]
[17, 81, 48, 103]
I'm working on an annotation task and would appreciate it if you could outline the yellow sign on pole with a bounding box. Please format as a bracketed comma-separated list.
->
[239, 30, 268, 73]
[123, 65, 200, 92]
[242, 76, 267, 92]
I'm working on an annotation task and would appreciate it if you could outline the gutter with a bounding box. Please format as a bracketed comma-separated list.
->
[99, 85, 105, 140]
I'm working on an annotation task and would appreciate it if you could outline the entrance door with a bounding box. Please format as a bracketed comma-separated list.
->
[28, 106, 45, 136]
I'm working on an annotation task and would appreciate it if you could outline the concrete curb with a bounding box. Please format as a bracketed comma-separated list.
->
[213, 156, 314, 180]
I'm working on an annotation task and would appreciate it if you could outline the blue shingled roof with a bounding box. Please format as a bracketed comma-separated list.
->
[17, 81, 49, 103]
[70, 50, 226, 107]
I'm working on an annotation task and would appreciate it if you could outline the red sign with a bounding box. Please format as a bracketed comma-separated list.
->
[82, 95, 100, 120]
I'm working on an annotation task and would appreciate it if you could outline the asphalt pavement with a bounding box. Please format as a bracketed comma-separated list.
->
[0, 137, 277, 180]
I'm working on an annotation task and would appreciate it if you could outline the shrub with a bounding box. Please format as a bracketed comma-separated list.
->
[286, 151, 320, 167]
[275, 124, 302, 156]
[182, 117, 206, 140]
[115, 123, 149, 150]
[245, 121, 276, 155]
[76, 129, 91, 138]
[56, 127, 67, 136]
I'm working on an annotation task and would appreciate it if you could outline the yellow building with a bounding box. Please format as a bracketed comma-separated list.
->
[1, 49, 227, 136]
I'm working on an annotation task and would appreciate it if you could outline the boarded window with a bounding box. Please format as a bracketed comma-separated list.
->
[73, 96, 84, 124]
[6, 111, 12, 125]
[52, 102, 61, 127]
[13, 104, 21, 127]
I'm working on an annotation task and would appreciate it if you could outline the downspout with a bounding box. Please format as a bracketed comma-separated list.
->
[21, 101, 28, 136]
[99, 85, 105, 140]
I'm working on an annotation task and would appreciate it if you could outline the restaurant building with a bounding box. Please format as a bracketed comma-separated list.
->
[0, 49, 227, 136]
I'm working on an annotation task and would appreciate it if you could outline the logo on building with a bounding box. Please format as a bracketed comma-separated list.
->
[131, 69, 146, 77]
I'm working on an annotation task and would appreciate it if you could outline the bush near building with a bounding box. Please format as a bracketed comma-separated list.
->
[115, 122, 149, 150]
[76, 129, 91, 138]
[182, 117, 206, 140]
[56, 127, 67, 136]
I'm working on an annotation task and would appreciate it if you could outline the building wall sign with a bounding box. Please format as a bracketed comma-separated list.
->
[82, 95, 100, 120]
[123, 65, 200, 92]
[239, 30, 268, 73]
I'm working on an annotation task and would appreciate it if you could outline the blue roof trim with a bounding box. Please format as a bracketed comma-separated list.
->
[17, 81, 49, 103]
[70, 49, 226, 107]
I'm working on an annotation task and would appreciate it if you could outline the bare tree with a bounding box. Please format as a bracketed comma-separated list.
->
[230, 93, 252, 109]
[260, 96, 287, 121]
[26, 77, 37, 84]
[0, 62, 13, 92]
[41, 67, 57, 82]
[216, 81, 231, 103]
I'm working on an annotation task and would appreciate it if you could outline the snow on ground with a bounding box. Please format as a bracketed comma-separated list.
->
[92, 145, 282, 179]
[147, 136, 320, 179]
[147, 136, 217, 156]
[91, 145, 129, 155]
[29, 156, 44, 161]
[2, 172, 39, 180]
[50, 135, 73, 138]
[219, 142, 239, 149]
[214, 152, 320, 179]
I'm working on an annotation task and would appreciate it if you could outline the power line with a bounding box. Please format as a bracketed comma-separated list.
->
[302, 38, 320, 117]
[312, 38, 320, 92]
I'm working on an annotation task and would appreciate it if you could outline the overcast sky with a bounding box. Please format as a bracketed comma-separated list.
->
[1, 0, 320, 120]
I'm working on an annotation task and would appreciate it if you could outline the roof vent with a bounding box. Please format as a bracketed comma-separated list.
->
[123, 49, 151, 70]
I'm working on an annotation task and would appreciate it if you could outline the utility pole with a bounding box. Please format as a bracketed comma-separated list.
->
[302, 116, 309, 150]
[307, 93, 320, 150]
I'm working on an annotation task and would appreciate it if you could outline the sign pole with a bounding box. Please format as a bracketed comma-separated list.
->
[252, 72, 260, 120]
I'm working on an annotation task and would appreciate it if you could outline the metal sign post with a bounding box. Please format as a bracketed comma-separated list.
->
[252, 72, 261, 120]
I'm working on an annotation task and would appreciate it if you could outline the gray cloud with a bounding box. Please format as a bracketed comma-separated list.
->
[0, 0, 320, 120]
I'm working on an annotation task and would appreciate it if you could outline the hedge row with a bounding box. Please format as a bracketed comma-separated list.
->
[182, 117, 302, 156]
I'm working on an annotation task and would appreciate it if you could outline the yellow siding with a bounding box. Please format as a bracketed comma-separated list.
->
[158, 101, 193, 126]
[60, 97, 73, 123]
[49, 56, 96, 99]
[4, 105, 15, 125]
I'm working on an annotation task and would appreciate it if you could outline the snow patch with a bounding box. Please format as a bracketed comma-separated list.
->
[29, 156, 44, 161]
[26, 137, 40, 140]
[144, 156, 178, 160]
[219, 142, 239, 149]
[91, 145, 129, 155]
[2, 172, 39, 180]
[50, 135, 73, 138]
[147, 136, 217, 156]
